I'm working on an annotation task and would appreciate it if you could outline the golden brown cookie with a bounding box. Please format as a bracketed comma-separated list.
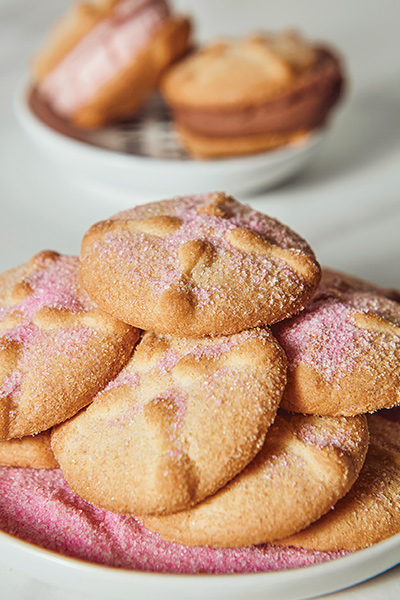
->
[0, 250, 139, 439]
[32, 0, 191, 128]
[0, 430, 58, 469]
[272, 268, 400, 416]
[51, 327, 287, 515]
[161, 31, 344, 158]
[141, 411, 369, 547]
[279, 415, 400, 551]
[79, 193, 321, 336]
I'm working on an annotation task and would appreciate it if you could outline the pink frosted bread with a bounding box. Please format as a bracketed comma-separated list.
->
[32, 0, 192, 127]
[0, 250, 139, 439]
[79, 192, 321, 336]
[272, 268, 400, 416]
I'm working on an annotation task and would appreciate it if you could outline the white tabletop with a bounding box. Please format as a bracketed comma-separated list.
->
[1, 0, 400, 598]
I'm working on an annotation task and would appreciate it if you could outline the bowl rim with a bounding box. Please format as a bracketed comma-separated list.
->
[0, 524, 399, 591]
[14, 78, 326, 172]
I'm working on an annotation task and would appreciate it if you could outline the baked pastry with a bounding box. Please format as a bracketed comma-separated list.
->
[0, 250, 139, 439]
[0, 430, 58, 469]
[280, 415, 400, 551]
[161, 30, 344, 158]
[141, 412, 369, 547]
[79, 192, 321, 336]
[51, 327, 287, 515]
[272, 268, 400, 416]
[32, 0, 191, 128]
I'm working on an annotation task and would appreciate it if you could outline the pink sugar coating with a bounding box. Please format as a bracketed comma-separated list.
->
[95, 195, 313, 304]
[345, 291, 400, 325]
[0, 255, 103, 401]
[1, 322, 37, 346]
[0, 369, 21, 401]
[155, 348, 181, 374]
[273, 271, 400, 383]
[0, 467, 346, 573]
[103, 369, 141, 392]
[296, 423, 357, 453]
[0, 255, 93, 324]
[0, 325, 96, 403]
[115, 194, 311, 252]
[273, 298, 375, 382]
[23, 255, 92, 315]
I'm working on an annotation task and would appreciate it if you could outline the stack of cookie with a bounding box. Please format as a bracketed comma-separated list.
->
[0, 192, 399, 566]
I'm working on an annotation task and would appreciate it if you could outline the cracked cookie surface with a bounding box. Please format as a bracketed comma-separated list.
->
[0, 251, 139, 439]
[79, 193, 321, 336]
[272, 268, 400, 416]
[141, 411, 369, 547]
[51, 327, 287, 515]
[279, 414, 400, 551]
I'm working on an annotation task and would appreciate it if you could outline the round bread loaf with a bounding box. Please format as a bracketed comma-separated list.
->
[161, 31, 344, 158]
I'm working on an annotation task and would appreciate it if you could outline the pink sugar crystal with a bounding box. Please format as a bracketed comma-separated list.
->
[273, 271, 400, 386]
[0, 467, 346, 573]
[0, 255, 93, 325]
[23, 255, 92, 316]
[273, 298, 374, 381]
[0, 255, 105, 402]
[296, 423, 356, 453]
[0, 369, 21, 400]
[98, 195, 313, 305]
[103, 369, 141, 392]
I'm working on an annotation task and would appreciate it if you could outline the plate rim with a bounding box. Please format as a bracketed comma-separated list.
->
[0, 524, 399, 600]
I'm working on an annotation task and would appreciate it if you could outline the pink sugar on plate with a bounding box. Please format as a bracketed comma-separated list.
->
[0, 467, 345, 574]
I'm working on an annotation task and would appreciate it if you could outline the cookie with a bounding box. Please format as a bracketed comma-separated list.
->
[272, 268, 400, 416]
[0, 430, 58, 469]
[79, 192, 321, 336]
[141, 412, 369, 547]
[32, 0, 191, 128]
[0, 251, 139, 439]
[279, 415, 400, 551]
[51, 327, 287, 515]
[161, 31, 344, 158]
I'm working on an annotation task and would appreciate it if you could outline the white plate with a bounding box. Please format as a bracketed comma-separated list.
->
[14, 81, 328, 203]
[0, 527, 399, 600]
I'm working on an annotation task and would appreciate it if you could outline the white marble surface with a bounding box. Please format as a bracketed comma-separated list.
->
[1, 0, 400, 598]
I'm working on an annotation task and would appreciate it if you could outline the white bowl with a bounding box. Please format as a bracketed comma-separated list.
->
[0, 527, 399, 600]
[14, 82, 328, 203]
